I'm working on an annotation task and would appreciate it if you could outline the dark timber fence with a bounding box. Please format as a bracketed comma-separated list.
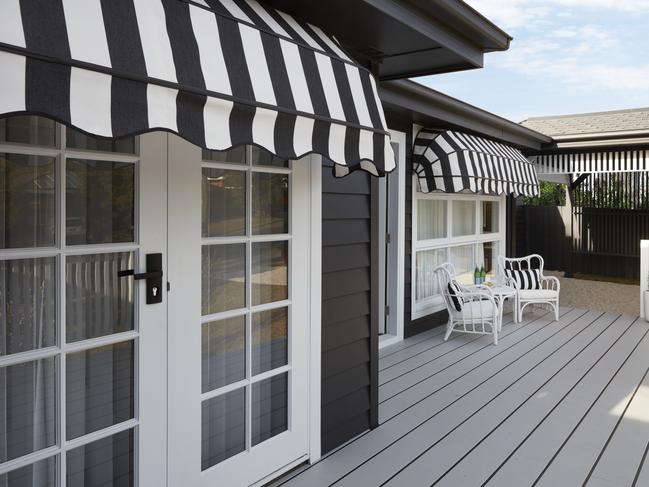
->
[517, 172, 649, 282]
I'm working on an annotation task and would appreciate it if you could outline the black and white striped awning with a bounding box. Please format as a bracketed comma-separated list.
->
[413, 129, 539, 197]
[530, 150, 649, 175]
[0, 0, 394, 177]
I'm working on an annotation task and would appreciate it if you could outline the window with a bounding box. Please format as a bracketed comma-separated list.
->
[0, 116, 139, 486]
[412, 180, 505, 319]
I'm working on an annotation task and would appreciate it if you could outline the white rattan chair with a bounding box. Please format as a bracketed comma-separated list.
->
[498, 254, 560, 323]
[433, 264, 500, 345]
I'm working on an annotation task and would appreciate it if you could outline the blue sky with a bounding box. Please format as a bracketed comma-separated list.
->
[417, 0, 649, 123]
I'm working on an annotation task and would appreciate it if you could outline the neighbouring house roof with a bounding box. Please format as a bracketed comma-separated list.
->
[521, 108, 649, 138]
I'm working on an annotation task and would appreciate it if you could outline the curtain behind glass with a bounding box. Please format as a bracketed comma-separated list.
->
[417, 200, 446, 240]
[415, 248, 447, 301]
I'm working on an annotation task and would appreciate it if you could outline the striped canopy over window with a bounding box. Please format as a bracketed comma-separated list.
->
[413, 129, 539, 197]
[530, 150, 649, 175]
[0, 0, 394, 177]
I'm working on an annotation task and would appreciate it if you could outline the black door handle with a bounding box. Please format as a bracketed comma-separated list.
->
[118, 269, 163, 280]
[118, 253, 163, 304]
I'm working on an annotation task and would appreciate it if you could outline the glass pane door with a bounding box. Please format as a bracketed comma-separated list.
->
[0, 118, 141, 487]
[167, 139, 310, 487]
[200, 147, 291, 471]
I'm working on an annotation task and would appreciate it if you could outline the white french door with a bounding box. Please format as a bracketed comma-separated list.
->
[0, 118, 166, 487]
[0, 119, 311, 487]
[165, 137, 310, 487]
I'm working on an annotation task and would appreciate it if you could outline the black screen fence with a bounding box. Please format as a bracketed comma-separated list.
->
[517, 172, 649, 282]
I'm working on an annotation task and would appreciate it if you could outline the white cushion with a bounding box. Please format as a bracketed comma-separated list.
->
[519, 289, 558, 300]
[450, 300, 498, 319]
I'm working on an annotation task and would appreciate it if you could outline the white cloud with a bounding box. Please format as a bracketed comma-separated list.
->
[465, 1, 649, 97]
[466, 0, 649, 29]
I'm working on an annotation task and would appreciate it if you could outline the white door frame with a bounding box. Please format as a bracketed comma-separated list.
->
[378, 129, 406, 349]
[165, 137, 321, 486]
[307, 156, 323, 464]
[138, 132, 169, 487]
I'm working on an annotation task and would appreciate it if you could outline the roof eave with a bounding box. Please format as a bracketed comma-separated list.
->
[380, 79, 551, 150]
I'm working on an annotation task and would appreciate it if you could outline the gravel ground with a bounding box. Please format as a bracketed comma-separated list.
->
[546, 271, 640, 317]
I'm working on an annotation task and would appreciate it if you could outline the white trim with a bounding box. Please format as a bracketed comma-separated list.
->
[378, 129, 406, 349]
[308, 154, 323, 463]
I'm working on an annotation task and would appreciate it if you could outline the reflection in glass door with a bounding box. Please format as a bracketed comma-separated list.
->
[0, 117, 141, 486]
[201, 147, 291, 470]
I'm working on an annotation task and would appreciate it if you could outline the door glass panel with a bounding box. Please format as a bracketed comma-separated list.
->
[66, 159, 135, 245]
[66, 252, 135, 342]
[202, 146, 246, 164]
[251, 147, 288, 168]
[450, 245, 475, 285]
[417, 200, 447, 240]
[252, 173, 288, 235]
[251, 373, 288, 447]
[66, 429, 134, 487]
[66, 127, 135, 154]
[0, 456, 56, 487]
[452, 200, 476, 237]
[202, 316, 246, 392]
[0, 153, 56, 249]
[415, 248, 448, 301]
[202, 388, 246, 470]
[202, 244, 246, 315]
[0, 357, 56, 462]
[252, 241, 288, 305]
[251, 308, 288, 376]
[0, 116, 56, 147]
[202, 168, 246, 237]
[66, 341, 135, 440]
[482, 201, 499, 233]
[0, 257, 56, 355]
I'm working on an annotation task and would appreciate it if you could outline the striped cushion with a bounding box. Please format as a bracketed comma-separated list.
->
[447, 280, 463, 311]
[505, 269, 541, 290]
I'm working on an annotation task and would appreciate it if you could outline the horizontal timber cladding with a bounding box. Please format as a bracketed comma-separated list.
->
[404, 129, 449, 337]
[321, 158, 378, 453]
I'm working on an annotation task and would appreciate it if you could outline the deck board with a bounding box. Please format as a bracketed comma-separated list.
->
[276, 308, 649, 487]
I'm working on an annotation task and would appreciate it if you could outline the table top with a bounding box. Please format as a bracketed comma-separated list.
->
[488, 285, 517, 296]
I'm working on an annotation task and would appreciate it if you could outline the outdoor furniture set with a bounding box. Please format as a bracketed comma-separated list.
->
[433, 254, 560, 345]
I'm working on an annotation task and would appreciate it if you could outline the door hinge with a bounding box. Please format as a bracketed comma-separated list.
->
[385, 305, 390, 316]
[386, 233, 391, 244]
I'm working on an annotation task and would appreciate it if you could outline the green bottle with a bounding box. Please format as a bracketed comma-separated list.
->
[480, 266, 486, 284]
[474, 267, 480, 285]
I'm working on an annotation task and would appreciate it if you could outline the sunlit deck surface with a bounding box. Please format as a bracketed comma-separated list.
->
[275, 308, 649, 486]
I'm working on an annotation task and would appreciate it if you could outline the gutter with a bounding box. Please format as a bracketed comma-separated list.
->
[430, 0, 512, 51]
[380, 79, 551, 150]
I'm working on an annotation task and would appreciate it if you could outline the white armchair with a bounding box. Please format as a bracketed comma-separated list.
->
[498, 254, 560, 323]
[433, 264, 500, 345]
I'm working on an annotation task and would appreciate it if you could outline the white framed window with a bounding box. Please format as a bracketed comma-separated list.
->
[411, 176, 506, 319]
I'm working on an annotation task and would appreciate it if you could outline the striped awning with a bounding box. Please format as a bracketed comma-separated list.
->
[530, 149, 649, 175]
[0, 0, 394, 177]
[413, 129, 539, 197]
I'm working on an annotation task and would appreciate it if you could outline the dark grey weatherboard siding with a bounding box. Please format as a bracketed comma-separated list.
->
[0, 0, 393, 176]
[321, 159, 377, 453]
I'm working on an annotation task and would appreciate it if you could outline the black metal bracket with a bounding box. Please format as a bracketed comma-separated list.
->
[118, 253, 164, 304]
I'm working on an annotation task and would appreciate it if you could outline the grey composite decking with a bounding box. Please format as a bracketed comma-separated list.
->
[275, 307, 649, 486]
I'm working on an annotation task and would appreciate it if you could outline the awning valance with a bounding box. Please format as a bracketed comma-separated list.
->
[0, 0, 394, 177]
[413, 129, 539, 197]
[530, 150, 649, 175]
